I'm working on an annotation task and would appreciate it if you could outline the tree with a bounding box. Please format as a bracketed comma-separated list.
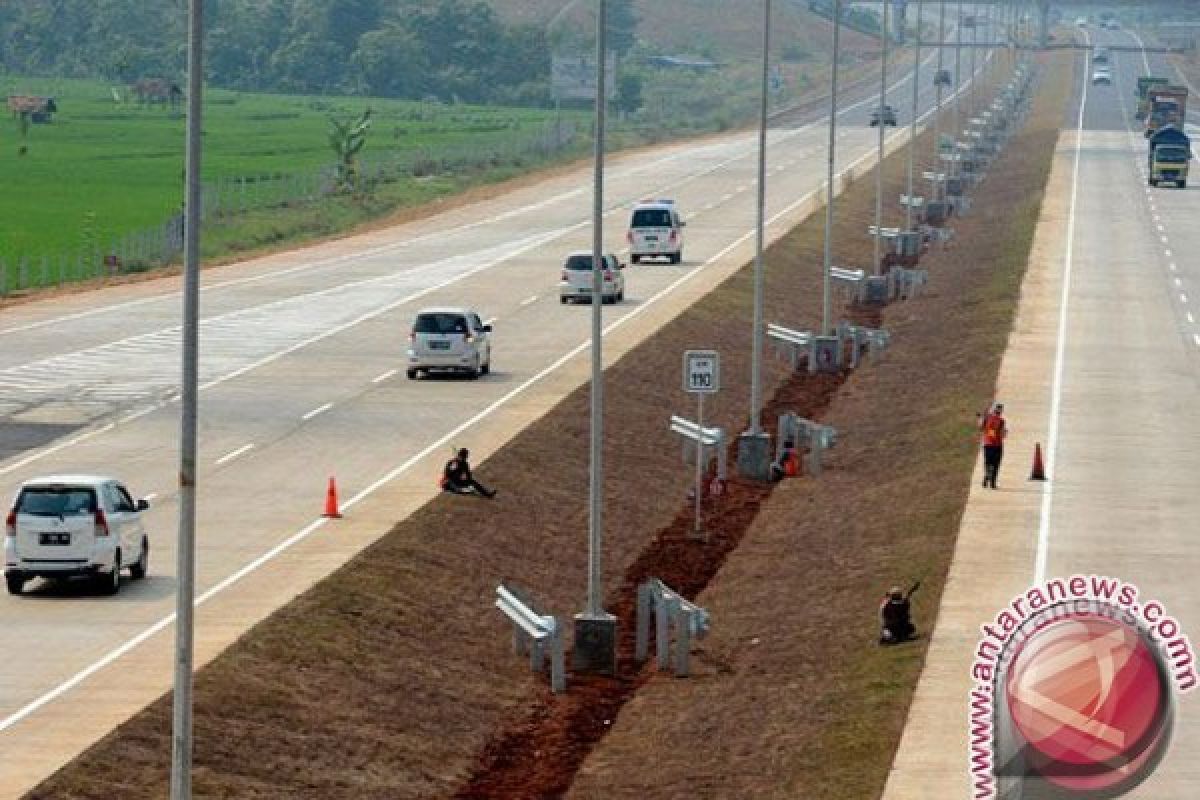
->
[351, 25, 428, 97]
[327, 109, 372, 193]
[606, 0, 637, 57]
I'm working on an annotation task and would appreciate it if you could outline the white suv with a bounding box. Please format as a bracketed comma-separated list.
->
[559, 252, 626, 304]
[5, 475, 150, 595]
[407, 307, 493, 380]
[628, 199, 685, 264]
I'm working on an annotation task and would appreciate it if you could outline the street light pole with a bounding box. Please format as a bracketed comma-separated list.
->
[574, 0, 617, 675]
[872, 0, 889, 275]
[822, 0, 842, 336]
[750, 0, 771, 436]
[171, 0, 203, 798]
[905, 0, 923, 231]
[934, 0, 946, 167]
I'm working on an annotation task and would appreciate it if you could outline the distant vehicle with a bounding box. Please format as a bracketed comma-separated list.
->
[1091, 69, 1113, 86]
[1145, 85, 1188, 138]
[1148, 125, 1191, 188]
[627, 199, 685, 264]
[1092, 49, 1110, 66]
[870, 104, 898, 126]
[1075, 17, 1088, 28]
[1136, 76, 1170, 120]
[407, 307, 492, 380]
[1102, 19, 1120, 31]
[559, 252, 626, 304]
[5, 475, 150, 595]
[934, 69, 953, 87]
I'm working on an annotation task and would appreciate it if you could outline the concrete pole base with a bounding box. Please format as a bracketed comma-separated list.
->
[736, 431, 773, 482]
[573, 613, 618, 675]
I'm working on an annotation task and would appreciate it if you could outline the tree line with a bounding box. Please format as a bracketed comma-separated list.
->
[0, 0, 637, 106]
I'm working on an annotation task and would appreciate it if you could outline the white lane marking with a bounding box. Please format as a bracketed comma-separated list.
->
[484, 317, 497, 326]
[1036, 31, 1091, 585]
[1157, 224, 1165, 233]
[0, 424, 115, 477]
[1165, 249, 1173, 258]
[1170, 263, 1178, 272]
[1188, 312, 1196, 324]
[143, 492, 158, 502]
[371, 369, 397, 384]
[1194, 334, 1200, 347]
[301, 403, 333, 421]
[120, 406, 157, 424]
[520, 295, 538, 306]
[1182, 293, 1190, 305]
[1162, 236, 1170, 245]
[0, 114, 895, 734]
[215, 443, 255, 466]
[1175, 277, 1183, 288]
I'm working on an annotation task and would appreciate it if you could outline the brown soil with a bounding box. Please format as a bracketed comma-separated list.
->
[27, 56, 1064, 800]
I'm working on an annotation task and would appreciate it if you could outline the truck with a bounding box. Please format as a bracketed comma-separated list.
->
[1144, 85, 1188, 138]
[1148, 126, 1191, 188]
[1135, 76, 1169, 120]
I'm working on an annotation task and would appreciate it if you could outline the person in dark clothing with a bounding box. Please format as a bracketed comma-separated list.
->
[879, 583, 919, 645]
[441, 448, 496, 498]
[769, 440, 800, 482]
[978, 402, 1007, 489]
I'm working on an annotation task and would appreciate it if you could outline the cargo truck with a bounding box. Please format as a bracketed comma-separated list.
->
[1136, 76, 1169, 120]
[1144, 86, 1188, 138]
[1148, 126, 1191, 188]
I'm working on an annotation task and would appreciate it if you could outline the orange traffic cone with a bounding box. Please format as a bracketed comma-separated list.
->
[1029, 443, 1047, 481]
[323, 476, 342, 518]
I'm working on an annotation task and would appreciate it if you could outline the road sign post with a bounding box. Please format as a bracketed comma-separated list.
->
[684, 351, 719, 539]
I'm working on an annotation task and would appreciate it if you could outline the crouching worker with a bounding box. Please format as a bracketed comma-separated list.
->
[879, 582, 920, 645]
[769, 441, 800, 483]
[441, 448, 496, 498]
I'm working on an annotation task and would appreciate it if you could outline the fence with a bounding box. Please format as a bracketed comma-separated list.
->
[1, 120, 579, 297]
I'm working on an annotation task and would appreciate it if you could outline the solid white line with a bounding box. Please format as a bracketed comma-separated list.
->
[371, 369, 397, 384]
[120, 406, 158, 424]
[215, 443, 255, 466]
[1194, 334, 1200, 347]
[1036, 33, 1091, 585]
[301, 402, 333, 421]
[484, 317, 497, 326]
[1188, 312, 1196, 324]
[1182, 293, 1190, 305]
[520, 295, 538, 306]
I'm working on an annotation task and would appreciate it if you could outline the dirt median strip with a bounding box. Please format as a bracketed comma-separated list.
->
[26, 60, 1050, 800]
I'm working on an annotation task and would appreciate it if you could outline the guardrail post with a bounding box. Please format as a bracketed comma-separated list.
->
[635, 578, 710, 678]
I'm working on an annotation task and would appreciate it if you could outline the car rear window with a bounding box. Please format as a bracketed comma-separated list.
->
[16, 487, 97, 516]
[414, 313, 468, 334]
[566, 254, 597, 270]
[631, 209, 672, 228]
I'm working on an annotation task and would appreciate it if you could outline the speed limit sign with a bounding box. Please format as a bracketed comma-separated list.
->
[683, 350, 719, 394]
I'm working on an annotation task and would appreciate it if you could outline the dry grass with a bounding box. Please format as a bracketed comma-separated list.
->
[27, 55, 1069, 800]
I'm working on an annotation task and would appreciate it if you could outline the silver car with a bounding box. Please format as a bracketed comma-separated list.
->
[559, 252, 626, 304]
[406, 307, 492, 380]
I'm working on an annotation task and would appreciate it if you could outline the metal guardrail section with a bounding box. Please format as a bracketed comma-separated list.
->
[635, 578, 710, 677]
[669, 415, 728, 481]
[776, 413, 838, 476]
[837, 320, 891, 368]
[495, 584, 565, 693]
[766, 322, 814, 371]
[891, 267, 929, 301]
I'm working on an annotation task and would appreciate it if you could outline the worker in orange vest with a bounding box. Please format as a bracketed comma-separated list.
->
[978, 403, 1007, 489]
[769, 440, 800, 482]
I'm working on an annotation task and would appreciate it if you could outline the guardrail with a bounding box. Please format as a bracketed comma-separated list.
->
[495, 584, 565, 693]
[777, 413, 838, 476]
[635, 578, 711, 677]
[837, 321, 891, 368]
[669, 415, 728, 483]
[766, 322, 813, 370]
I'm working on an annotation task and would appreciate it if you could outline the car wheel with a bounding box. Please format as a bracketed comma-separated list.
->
[560, 296, 568, 304]
[406, 368, 418, 380]
[99, 552, 121, 596]
[467, 357, 480, 380]
[481, 359, 490, 376]
[618, 289, 625, 302]
[130, 537, 149, 580]
[5, 572, 25, 596]
[1180, 180, 1188, 189]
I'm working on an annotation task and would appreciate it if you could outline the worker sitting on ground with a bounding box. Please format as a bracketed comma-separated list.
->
[769, 440, 800, 482]
[879, 582, 920, 645]
[441, 448, 496, 498]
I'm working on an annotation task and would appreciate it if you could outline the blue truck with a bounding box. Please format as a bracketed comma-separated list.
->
[1148, 125, 1191, 188]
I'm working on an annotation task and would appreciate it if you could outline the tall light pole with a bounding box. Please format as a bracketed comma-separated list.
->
[872, 0, 890, 275]
[954, 1, 963, 148]
[171, 0, 203, 797]
[574, 0, 617, 675]
[822, 0, 842, 336]
[738, 0, 774, 482]
[934, 0, 947, 167]
[905, 0, 923, 231]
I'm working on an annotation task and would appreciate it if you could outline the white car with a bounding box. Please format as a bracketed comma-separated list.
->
[627, 199, 685, 264]
[1075, 17, 1088, 28]
[559, 252, 626, 304]
[5, 475, 150, 595]
[1092, 69, 1113, 86]
[407, 307, 492, 380]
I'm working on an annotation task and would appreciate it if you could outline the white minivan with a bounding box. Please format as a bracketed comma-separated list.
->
[5, 475, 150, 595]
[559, 252, 626, 304]
[407, 307, 493, 380]
[627, 199, 685, 264]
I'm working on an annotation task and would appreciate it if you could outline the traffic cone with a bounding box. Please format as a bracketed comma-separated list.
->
[1029, 443, 1046, 481]
[323, 476, 342, 518]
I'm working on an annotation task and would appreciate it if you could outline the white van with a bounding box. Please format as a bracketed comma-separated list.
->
[5, 475, 150, 595]
[627, 199, 685, 264]
[407, 307, 492, 380]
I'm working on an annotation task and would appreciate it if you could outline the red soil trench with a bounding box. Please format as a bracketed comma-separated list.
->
[453, 309, 880, 799]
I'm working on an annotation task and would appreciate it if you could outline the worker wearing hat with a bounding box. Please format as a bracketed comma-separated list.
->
[880, 582, 919, 645]
[978, 402, 1007, 489]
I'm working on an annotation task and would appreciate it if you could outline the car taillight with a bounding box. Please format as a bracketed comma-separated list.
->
[409, 331, 415, 342]
[464, 333, 474, 343]
[626, 230, 633, 243]
[94, 509, 110, 537]
[669, 230, 678, 242]
[561, 270, 568, 281]
[4, 510, 14, 538]
[603, 270, 614, 281]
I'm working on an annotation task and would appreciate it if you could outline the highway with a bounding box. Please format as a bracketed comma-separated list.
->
[0, 27, 994, 797]
[884, 26, 1200, 799]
